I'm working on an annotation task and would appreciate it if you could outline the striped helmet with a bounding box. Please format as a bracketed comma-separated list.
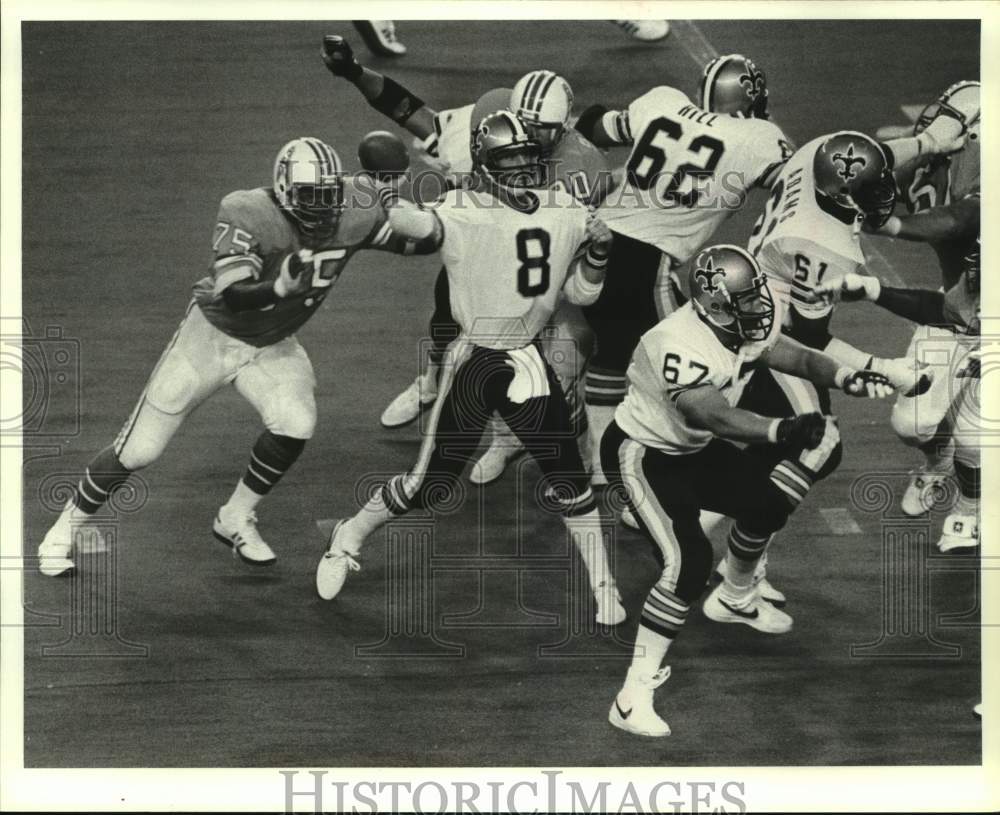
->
[273, 137, 345, 233]
[510, 70, 574, 154]
[699, 54, 769, 119]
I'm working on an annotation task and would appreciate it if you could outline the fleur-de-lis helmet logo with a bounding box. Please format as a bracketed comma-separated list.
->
[832, 143, 867, 182]
[694, 255, 725, 295]
[739, 62, 765, 101]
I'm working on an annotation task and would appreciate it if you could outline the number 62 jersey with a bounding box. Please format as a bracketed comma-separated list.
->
[598, 85, 792, 264]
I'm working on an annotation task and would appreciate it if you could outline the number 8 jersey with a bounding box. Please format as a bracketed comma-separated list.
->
[598, 85, 790, 264]
[433, 186, 591, 350]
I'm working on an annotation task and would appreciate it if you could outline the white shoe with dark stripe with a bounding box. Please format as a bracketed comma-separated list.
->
[316, 520, 362, 600]
[714, 556, 786, 608]
[354, 20, 407, 56]
[608, 667, 672, 737]
[38, 515, 75, 577]
[702, 584, 792, 634]
[380, 374, 437, 428]
[213, 508, 277, 565]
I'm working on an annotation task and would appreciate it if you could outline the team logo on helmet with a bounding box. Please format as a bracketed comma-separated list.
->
[694, 255, 725, 295]
[832, 144, 867, 182]
[739, 63, 766, 101]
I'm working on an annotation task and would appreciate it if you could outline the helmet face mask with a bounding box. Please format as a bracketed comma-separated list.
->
[700, 54, 769, 119]
[472, 111, 546, 190]
[915, 80, 980, 139]
[510, 70, 573, 155]
[690, 245, 775, 343]
[273, 138, 345, 234]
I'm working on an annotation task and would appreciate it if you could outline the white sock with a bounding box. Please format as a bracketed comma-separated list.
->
[564, 509, 614, 593]
[700, 511, 727, 540]
[341, 490, 396, 552]
[624, 624, 671, 690]
[223, 480, 263, 516]
[953, 493, 979, 518]
[585, 404, 616, 476]
[922, 437, 954, 472]
[721, 553, 758, 605]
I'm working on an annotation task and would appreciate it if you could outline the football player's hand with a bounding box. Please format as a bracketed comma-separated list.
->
[841, 369, 894, 399]
[586, 213, 613, 248]
[814, 272, 881, 304]
[958, 349, 981, 380]
[870, 357, 934, 396]
[775, 412, 829, 450]
[274, 249, 313, 298]
[918, 109, 968, 155]
[322, 35, 363, 81]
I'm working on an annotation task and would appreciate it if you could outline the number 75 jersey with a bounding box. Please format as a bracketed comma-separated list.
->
[598, 85, 791, 264]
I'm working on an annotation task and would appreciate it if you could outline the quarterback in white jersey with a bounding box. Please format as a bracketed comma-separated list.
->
[317, 112, 627, 628]
[600, 245, 899, 738]
[572, 54, 792, 480]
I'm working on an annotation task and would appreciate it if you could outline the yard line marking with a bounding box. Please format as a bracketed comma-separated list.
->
[672, 20, 719, 65]
[819, 507, 863, 536]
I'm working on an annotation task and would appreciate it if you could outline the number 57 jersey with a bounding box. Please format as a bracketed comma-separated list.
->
[598, 85, 791, 264]
[433, 186, 589, 350]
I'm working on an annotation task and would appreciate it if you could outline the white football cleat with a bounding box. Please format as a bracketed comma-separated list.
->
[213, 508, 277, 565]
[380, 374, 437, 428]
[608, 667, 672, 737]
[613, 20, 671, 42]
[901, 469, 951, 517]
[38, 513, 76, 577]
[937, 513, 979, 552]
[595, 581, 627, 626]
[353, 20, 407, 56]
[714, 556, 786, 608]
[620, 506, 640, 531]
[469, 439, 526, 485]
[702, 584, 793, 634]
[316, 520, 362, 600]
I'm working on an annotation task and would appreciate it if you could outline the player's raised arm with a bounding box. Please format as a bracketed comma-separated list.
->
[321, 35, 437, 140]
[563, 214, 613, 305]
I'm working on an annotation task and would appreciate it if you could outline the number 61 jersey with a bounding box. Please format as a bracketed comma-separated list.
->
[598, 85, 791, 264]
[433, 186, 589, 350]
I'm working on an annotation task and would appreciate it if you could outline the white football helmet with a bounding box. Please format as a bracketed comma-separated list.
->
[510, 70, 574, 154]
[916, 80, 980, 140]
[273, 137, 344, 233]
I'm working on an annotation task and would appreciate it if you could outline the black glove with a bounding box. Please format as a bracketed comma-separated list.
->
[322, 35, 363, 81]
[842, 369, 894, 399]
[775, 412, 828, 450]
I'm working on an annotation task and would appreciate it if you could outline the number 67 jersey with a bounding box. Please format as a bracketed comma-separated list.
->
[598, 85, 791, 264]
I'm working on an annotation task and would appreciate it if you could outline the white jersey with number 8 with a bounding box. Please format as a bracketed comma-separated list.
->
[598, 85, 790, 263]
[433, 186, 590, 350]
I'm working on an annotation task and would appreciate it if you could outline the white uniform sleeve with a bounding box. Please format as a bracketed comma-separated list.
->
[431, 104, 475, 174]
[750, 122, 795, 189]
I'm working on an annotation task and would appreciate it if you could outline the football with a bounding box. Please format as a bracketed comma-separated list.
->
[357, 129, 409, 179]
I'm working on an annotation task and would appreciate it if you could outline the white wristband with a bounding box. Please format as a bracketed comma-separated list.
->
[880, 216, 902, 238]
[834, 366, 852, 390]
[767, 419, 782, 443]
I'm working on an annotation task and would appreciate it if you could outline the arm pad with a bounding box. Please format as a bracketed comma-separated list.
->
[876, 286, 946, 326]
[221, 278, 279, 312]
[574, 104, 608, 143]
[368, 76, 425, 125]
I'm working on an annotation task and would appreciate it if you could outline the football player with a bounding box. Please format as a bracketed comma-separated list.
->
[321, 35, 614, 481]
[602, 245, 899, 737]
[37, 137, 438, 576]
[816, 235, 981, 552]
[573, 54, 793, 482]
[870, 81, 980, 517]
[316, 112, 625, 625]
[731, 120, 963, 601]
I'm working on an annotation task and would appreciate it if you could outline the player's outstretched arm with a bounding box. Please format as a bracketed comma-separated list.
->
[376, 206, 444, 255]
[869, 195, 979, 242]
[321, 35, 436, 140]
[761, 334, 894, 397]
[574, 104, 631, 148]
[883, 109, 969, 169]
[676, 386, 829, 448]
